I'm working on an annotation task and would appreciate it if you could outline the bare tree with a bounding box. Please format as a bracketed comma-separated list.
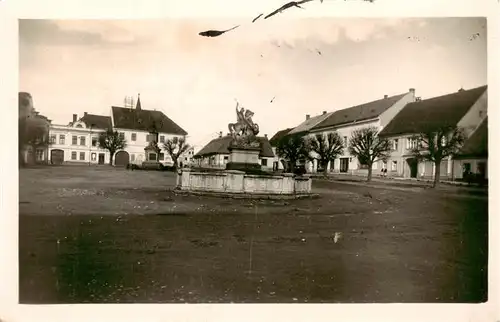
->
[163, 137, 191, 170]
[308, 132, 344, 176]
[409, 126, 465, 188]
[276, 133, 310, 173]
[349, 126, 391, 182]
[98, 129, 127, 166]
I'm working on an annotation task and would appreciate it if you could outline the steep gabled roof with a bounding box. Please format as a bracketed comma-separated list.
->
[80, 113, 112, 130]
[111, 106, 188, 135]
[455, 117, 488, 159]
[194, 135, 275, 158]
[379, 85, 487, 137]
[313, 93, 408, 130]
[288, 112, 334, 135]
[269, 128, 294, 146]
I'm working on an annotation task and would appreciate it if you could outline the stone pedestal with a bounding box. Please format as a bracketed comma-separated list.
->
[225, 139, 262, 172]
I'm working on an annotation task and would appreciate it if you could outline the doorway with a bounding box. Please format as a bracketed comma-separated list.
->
[340, 158, 349, 173]
[406, 158, 418, 178]
[98, 153, 105, 165]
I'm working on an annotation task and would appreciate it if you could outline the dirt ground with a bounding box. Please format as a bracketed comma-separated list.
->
[18, 166, 488, 303]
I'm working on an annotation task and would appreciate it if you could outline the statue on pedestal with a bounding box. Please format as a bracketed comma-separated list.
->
[227, 101, 260, 148]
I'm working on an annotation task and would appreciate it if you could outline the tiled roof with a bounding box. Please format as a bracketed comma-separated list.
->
[455, 117, 487, 158]
[313, 93, 408, 130]
[288, 112, 334, 135]
[379, 85, 487, 137]
[80, 113, 112, 130]
[194, 135, 275, 158]
[111, 106, 188, 135]
[269, 128, 294, 146]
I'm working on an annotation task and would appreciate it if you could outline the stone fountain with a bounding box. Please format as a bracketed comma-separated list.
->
[176, 103, 313, 199]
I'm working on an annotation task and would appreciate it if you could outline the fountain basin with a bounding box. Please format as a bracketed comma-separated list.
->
[176, 168, 314, 199]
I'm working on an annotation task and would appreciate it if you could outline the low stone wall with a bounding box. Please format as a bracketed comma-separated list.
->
[178, 169, 312, 195]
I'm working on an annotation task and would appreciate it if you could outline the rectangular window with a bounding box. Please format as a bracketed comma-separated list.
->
[80, 136, 86, 146]
[173, 137, 179, 144]
[79, 152, 85, 160]
[130, 154, 135, 161]
[343, 136, 348, 146]
[391, 160, 397, 171]
[261, 158, 268, 166]
[131, 133, 137, 141]
[59, 135, 65, 145]
[36, 149, 44, 161]
[158, 153, 164, 161]
[91, 153, 96, 161]
[49, 135, 56, 144]
[71, 151, 77, 160]
[149, 153, 157, 161]
[159, 135, 165, 143]
[393, 139, 399, 151]
[119, 132, 125, 140]
[146, 134, 156, 142]
[382, 161, 387, 169]
[72, 136, 78, 145]
[406, 138, 418, 150]
[92, 137, 98, 147]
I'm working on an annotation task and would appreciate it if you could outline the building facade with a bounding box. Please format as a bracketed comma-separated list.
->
[19, 92, 52, 166]
[307, 89, 416, 174]
[378, 85, 487, 179]
[48, 113, 112, 165]
[46, 94, 189, 167]
[110, 96, 189, 167]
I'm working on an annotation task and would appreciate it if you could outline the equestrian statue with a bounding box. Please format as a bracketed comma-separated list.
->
[227, 101, 260, 141]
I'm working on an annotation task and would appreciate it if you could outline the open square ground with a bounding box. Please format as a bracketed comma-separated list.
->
[19, 166, 488, 303]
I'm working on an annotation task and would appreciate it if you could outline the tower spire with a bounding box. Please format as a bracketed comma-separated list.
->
[136, 93, 142, 111]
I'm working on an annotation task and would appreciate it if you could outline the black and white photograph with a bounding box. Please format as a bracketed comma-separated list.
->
[1, 0, 499, 321]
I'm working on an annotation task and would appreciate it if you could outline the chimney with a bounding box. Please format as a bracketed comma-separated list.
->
[72, 114, 77, 122]
[409, 88, 415, 94]
[306, 114, 310, 120]
[264, 134, 268, 138]
[384, 95, 388, 99]
[322, 111, 327, 115]
[84, 112, 88, 117]
[416, 97, 422, 102]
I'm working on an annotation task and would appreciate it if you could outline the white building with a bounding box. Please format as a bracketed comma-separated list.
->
[48, 113, 112, 165]
[47, 94, 189, 167]
[378, 86, 487, 179]
[269, 89, 416, 174]
[110, 95, 189, 167]
[307, 89, 416, 174]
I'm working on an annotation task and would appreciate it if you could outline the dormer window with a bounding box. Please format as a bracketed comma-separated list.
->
[76, 124, 83, 128]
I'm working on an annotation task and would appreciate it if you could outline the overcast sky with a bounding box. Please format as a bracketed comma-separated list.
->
[19, 17, 486, 149]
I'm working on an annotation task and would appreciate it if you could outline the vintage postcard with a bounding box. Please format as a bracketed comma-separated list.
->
[1, 0, 499, 321]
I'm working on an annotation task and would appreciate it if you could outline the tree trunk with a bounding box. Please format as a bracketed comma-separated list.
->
[109, 152, 114, 166]
[367, 164, 373, 182]
[433, 160, 441, 188]
[172, 156, 178, 171]
[290, 160, 295, 173]
[323, 161, 328, 177]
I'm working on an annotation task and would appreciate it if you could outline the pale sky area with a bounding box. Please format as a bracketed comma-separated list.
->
[19, 17, 486, 150]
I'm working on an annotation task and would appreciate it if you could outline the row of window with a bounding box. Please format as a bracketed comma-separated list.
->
[50, 134, 98, 147]
[121, 132, 182, 144]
